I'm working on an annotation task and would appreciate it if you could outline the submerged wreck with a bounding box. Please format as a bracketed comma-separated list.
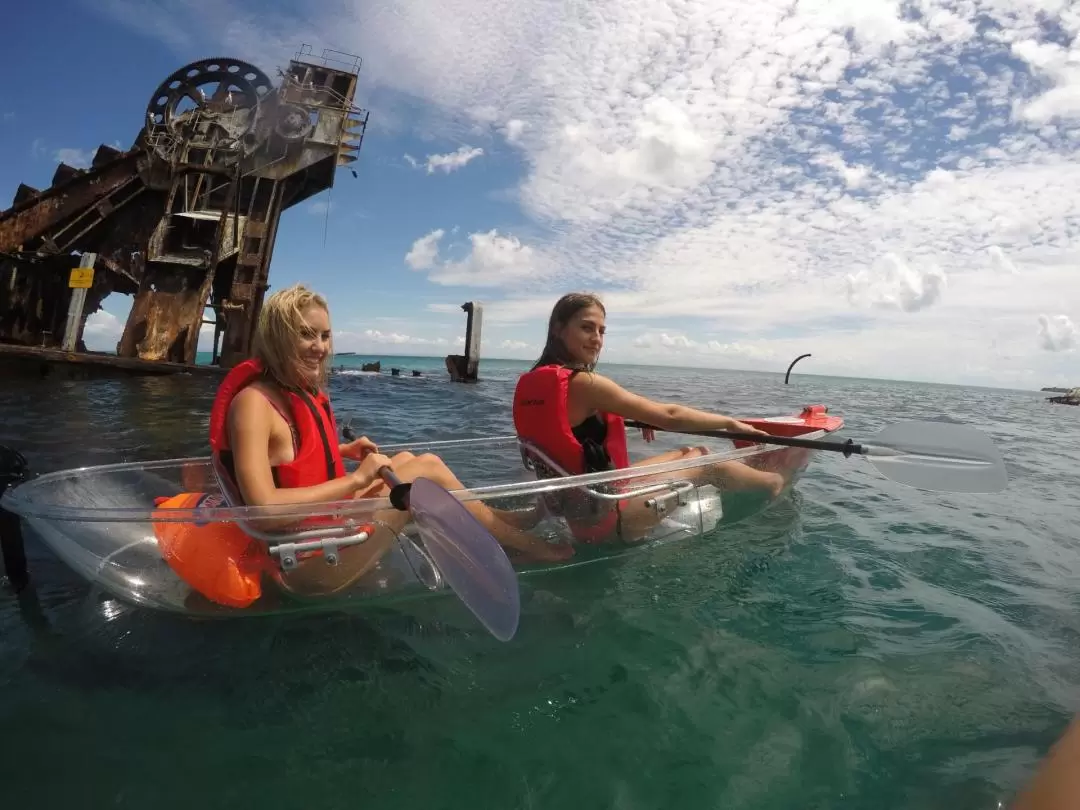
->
[1047, 387, 1080, 406]
[0, 45, 369, 377]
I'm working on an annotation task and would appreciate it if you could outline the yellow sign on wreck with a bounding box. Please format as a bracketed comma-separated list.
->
[69, 268, 94, 289]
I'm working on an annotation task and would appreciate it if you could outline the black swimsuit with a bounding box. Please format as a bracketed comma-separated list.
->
[571, 413, 615, 474]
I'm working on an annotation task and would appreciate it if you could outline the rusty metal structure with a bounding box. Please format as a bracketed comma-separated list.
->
[0, 45, 368, 368]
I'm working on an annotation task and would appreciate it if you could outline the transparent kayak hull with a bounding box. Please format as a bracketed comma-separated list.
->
[1, 406, 843, 618]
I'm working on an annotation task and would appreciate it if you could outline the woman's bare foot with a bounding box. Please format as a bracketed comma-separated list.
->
[507, 541, 575, 565]
[496, 503, 546, 531]
[497, 523, 575, 563]
[508, 544, 575, 564]
[765, 471, 786, 498]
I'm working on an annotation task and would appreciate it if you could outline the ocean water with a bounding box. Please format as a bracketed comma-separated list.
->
[1, 356, 1078, 810]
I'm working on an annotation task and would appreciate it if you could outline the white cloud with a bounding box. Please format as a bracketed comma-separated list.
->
[987, 245, 1020, 275]
[405, 229, 445, 270]
[90, 0, 1080, 386]
[308, 199, 333, 215]
[405, 146, 484, 174]
[334, 328, 455, 352]
[426, 302, 463, 314]
[846, 253, 948, 313]
[428, 145, 484, 173]
[501, 119, 526, 144]
[54, 147, 94, 169]
[627, 331, 775, 361]
[82, 310, 124, 348]
[1037, 314, 1078, 352]
[1010, 37, 1080, 124]
[333, 329, 533, 357]
[406, 228, 538, 287]
[2, 112, 14, 122]
[360, 328, 447, 346]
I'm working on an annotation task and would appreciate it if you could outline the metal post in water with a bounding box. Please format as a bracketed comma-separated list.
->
[61, 252, 97, 352]
[444, 301, 484, 383]
[462, 301, 483, 381]
[784, 353, 811, 384]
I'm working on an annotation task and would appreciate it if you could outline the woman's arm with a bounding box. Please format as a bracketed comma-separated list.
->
[228, 389, 380, 507]
[1011, 714, 1080, 810]
[572, 372, 766, 435]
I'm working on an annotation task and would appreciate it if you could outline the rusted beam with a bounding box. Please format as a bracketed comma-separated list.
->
[0, 152, 145, 253]
[0, 343, 226, 378]
[12, 185, 39, 207]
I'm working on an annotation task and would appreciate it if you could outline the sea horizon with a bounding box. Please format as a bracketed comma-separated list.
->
[186, 349, 1058, 396]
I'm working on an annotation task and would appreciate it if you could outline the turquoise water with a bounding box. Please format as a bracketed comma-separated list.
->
[1, 359, 1078, 809]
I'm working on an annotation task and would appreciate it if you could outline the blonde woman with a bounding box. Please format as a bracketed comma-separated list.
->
[210, 283, 571, 594]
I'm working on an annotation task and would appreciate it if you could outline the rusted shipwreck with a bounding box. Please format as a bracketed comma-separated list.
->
[0, 45, 368, 376]
[1047, 387, 1080, 406]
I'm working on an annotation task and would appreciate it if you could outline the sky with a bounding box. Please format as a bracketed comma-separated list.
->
[1, 0, 1078, 390]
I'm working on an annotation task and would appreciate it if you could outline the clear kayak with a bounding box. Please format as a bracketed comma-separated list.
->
[0, 405, 843, 618]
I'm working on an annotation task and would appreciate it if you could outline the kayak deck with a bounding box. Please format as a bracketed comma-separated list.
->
[1, 405, 843, 618]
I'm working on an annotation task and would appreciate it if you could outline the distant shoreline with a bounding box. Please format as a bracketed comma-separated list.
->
[75, 347, 1055, 393]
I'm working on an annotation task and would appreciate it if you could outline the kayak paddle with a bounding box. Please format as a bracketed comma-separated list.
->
[625, 419, 1008, 494]
[343, 425, 520, 641]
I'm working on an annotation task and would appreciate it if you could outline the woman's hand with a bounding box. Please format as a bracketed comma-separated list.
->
[340, 435, 379, 461]
[352, 451, 394, 489]
[727, 419, 771, 438]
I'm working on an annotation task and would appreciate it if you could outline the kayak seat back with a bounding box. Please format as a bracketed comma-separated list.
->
[517, 439, 693, 519]
[209, 451, 377, 570]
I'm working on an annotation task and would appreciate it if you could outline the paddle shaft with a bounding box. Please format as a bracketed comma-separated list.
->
[625, 420, 865, 457]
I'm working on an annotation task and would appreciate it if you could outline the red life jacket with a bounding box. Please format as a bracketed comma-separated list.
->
[208, 357, 346, 499]
[512, 364, 629, 476]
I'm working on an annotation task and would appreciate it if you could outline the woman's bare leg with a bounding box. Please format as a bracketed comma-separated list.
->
[274, 453, 416, 596]
[277, 513, 405, 596]
[631, 446, 787, 497]
[385, 452, 573, 562]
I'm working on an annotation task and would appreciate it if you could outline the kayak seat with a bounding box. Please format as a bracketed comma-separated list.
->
[516, 439, 691, 519]
[209, 450, 378, 570]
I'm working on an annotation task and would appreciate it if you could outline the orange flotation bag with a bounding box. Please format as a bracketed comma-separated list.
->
[151, 492, 272, 608]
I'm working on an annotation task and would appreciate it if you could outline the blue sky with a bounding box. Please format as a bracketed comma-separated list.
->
[2, 0, 1078, 389]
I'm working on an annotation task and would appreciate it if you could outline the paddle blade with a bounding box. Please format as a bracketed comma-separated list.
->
[865, 420, 1008, 494]
[407, 477, 521, 641]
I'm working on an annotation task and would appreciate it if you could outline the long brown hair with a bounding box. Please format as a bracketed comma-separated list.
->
[530, 292, 606, 371]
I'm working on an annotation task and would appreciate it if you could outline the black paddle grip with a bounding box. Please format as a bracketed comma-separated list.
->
[378, 465, 412, 511]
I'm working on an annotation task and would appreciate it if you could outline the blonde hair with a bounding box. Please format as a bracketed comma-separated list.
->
[252, 283, 333, 391]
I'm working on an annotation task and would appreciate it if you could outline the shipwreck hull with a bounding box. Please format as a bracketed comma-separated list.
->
[0, 46, 370, 373]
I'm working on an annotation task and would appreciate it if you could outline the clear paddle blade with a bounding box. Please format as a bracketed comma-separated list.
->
[865, 420, 1008, 494]
[406, 477, 521, 641]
